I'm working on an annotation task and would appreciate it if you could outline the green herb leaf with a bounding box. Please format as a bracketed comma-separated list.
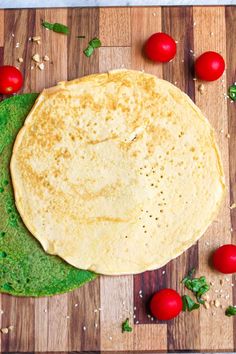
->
[77, 35, 85, 39]
[225, 306, 236, 317]
[182, 295, 200, 312]
[83, 45, 94, 57]
[122, 318, 132, 333]
[182, 268, 195, 285]
[229, 84, 236, 101]
[89, 37, 102, 48]
[42, 21, 69, 35]
[83, 37, 101, 57]
[182, 270, 210, 304]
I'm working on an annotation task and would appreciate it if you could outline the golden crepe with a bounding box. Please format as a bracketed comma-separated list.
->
[10, 70, 225, 275]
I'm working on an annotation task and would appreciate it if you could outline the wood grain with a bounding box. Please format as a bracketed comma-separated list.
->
[225, 6, 236, 350]
[67, 8, 99, 79]
[161, 7, 200, 351]
[0, 10, 4, 47]
[131, 7, 162, 77]
[193, 6, 233, 351]
[0, 6, 235, 352]
[99, 8, 131, 47]
[131, 7, 165, 326]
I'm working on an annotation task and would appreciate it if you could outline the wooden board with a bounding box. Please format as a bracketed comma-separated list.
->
[0, 6, 235, 352]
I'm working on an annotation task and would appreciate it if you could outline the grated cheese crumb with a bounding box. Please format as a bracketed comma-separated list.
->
[204, 302, 210, 309]
[18, 57, 24, 63]
[214, 299, 220, 308]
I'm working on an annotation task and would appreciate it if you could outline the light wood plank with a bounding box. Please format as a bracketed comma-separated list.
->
[99, 45, 167, 351]
[131, 7, 162, 77]
[99, 46, 131, 71]
[0, 10, 4, 47]
[99, 8, 131, 47]
[193, 6, 234, 351]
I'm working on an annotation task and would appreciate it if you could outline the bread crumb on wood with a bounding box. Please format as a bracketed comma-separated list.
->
[32, 53, 41, 63]
[43, 55, 50, 61]
[8, 325, 14, 331]
[38, 63, 45, 71]
[18, 57, 23, 63]
[1, 328, 8, 334]
[214, 299, 220, 308]
[198, 84, 205, 94]
[204, 302, 210, 309]
[230, 203, 236, 209]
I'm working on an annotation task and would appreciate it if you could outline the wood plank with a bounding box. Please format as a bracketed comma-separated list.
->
[67, 8, 100, 352]
[99, 46, 131, 71]
[1, 11, 36, 351]
[131, 7, 162, 77]
[193, 6, 233, 351]
[99, 39, 167, 353]
[32, 8, 68, 352]
[161, 6, 200, 351]
[0, 10, 4, 47]
[3, 9, 36, 94]
[99, 8, 131, 47]
[99, 44, 133, 352]
[225, 6, 236, 350]
[30, 8, 68, 92]
[1, 296, 35, 352]
[67, 8, 99, 80]
[131, 7, 165, 326]
[68, 280, 100, 351]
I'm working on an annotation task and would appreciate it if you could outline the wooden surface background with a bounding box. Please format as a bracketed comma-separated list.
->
[0, 6, 236, 352]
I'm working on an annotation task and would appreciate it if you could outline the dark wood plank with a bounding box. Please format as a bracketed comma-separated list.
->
[161, 7, 200, 351]
[67, 8, 100, 352]
[162, 4, 199, 349]
[225, 6, 236, 351]
[67, 8, 99, 80]
[1, 295, 35, 352]
[3, 9, 36, 94]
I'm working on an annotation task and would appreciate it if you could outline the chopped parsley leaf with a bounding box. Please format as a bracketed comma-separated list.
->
[225, 306, 236, 317]
[122, 318, 132, 333]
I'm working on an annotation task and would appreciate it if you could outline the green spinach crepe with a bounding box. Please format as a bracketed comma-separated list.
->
[0, 94, 96, 296]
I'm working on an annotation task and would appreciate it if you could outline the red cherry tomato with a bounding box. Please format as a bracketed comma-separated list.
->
[195, 51, 225, 81]
[144, 32, 177, 63]
[212, 244, 236, 274]
[150, 288, 182, 320]
[0, 65, 23, 94]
